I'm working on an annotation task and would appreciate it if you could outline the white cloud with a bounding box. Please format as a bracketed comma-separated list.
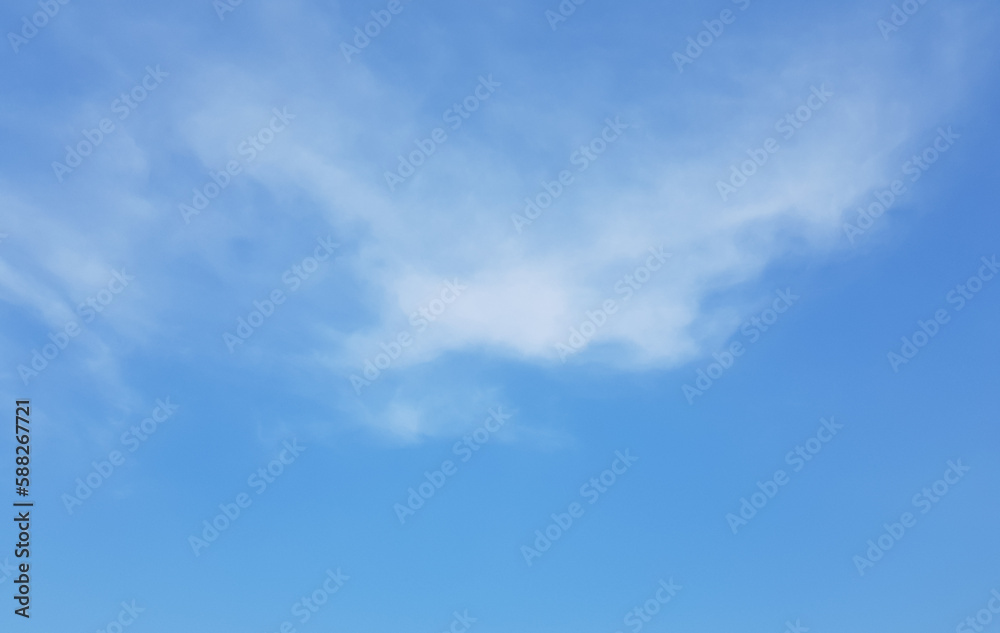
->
[0, 3, 989, 437]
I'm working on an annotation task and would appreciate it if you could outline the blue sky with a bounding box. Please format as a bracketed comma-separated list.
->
[1, 0, 999, 631]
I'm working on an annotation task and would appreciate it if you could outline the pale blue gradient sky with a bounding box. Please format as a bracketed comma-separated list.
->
[1, 0, 999, 631]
